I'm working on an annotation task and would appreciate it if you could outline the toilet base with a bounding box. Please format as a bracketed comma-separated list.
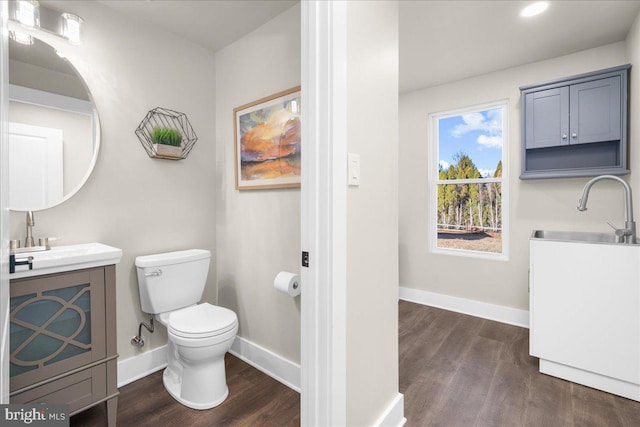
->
[163, 366, 229, 410]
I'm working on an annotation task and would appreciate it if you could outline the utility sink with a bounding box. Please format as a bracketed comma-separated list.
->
[529, 228, 640, 401]
[531, 229, 638, 245]
[11, 243, 122, 279]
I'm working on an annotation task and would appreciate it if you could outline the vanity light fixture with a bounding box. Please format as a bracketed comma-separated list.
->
[8, 1, 84, 46]
[14, 0, 40, 28]
[520, 1, 549, 18]
[61, 13, 83, 45]
[9, 30, 34, 45]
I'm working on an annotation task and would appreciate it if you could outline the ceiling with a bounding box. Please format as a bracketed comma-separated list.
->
[82, 0, 297, 52]
[9, 36, 77, 76]
[400, 1, 640, 93]
[42, 1, 640, 94]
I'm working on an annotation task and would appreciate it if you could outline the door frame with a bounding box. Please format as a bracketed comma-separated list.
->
[300, 1, 348, 425]
[1, 0, 11, 405]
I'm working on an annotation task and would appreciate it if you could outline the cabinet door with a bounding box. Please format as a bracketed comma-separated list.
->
[9, 268, 106, 392]
[569, 76, 621, 145]
[530, 240, 639, 385]
[525, 86, 569, 149]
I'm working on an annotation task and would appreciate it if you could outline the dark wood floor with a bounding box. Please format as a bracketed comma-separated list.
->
[71, 354, 299, 427]
[399, 300, 640, 427]
[73, 301, 640, 426]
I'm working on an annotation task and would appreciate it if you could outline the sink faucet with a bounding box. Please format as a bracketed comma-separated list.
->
[577, 175, 636, 244]
[25, 210, 35, 248]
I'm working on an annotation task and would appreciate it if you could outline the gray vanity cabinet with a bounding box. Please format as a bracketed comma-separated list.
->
[9, 265, 118, 427]
[521, 64, 629, 179]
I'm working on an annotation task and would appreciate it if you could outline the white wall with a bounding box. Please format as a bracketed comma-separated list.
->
[9, 101, 92, 195]
[9, 1, 217, 361]
[215, 5, 301, 363]
[346, 1, 400, 425]
[400, 42, 631, 311]
[626, 13, 640, 221]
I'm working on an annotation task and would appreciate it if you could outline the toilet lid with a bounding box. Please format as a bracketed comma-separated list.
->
[168, 303, 237, 338]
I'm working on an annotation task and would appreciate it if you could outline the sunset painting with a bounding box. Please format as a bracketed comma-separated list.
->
[234, 87, 301, 190]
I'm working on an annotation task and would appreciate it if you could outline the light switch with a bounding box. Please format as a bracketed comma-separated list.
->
[348, 153, 360, 186]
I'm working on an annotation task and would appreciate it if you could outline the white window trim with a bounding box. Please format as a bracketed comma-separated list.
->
[428, 100, 510, 261]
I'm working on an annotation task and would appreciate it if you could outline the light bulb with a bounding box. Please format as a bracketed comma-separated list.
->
[9, 30, 34, 45]
[15, 0, 40, 28]
[61, 13, 83, 45]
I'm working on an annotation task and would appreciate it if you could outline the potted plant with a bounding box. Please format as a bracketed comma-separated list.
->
[150, 127, 183, 158]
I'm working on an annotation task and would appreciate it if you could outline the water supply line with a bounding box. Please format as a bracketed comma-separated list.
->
[131, 317, 154, 347]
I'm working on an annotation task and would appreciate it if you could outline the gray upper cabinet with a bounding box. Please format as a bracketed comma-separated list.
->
[520, 64, 630, 179]
[570, 76, 621, 145]
[525, 86, 569, 149]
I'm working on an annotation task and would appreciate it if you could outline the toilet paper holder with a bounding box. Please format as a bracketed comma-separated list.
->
[274, 271, 301, 297]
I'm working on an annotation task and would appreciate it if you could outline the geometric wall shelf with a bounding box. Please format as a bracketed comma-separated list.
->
[135, 107, 198, 160]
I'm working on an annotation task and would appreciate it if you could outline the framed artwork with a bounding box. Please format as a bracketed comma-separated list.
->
[233, 86, 301, 190]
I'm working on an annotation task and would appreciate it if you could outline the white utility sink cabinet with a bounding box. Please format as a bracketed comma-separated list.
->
[529, 235, 640, 401]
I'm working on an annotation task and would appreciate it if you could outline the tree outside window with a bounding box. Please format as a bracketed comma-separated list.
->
[429, 102, 508, 258]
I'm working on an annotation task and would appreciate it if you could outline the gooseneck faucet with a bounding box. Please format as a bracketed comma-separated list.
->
[577, 175, 636, 244]
[25, 210, 35, 248]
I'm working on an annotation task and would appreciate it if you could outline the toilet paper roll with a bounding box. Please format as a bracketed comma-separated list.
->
[274, 271, 301, 297]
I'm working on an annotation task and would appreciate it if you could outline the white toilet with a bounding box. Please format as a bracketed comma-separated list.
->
[135, 249, 238, 410]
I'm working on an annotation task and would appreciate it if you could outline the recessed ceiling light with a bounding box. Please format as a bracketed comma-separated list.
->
[520, 1, 549, 18]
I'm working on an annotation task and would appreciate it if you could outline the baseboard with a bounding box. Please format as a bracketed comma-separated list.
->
[539, 359, 640, 402]
[117, 344, 168, 388]
[373, 393, 406, 427]
[229, 336, 301, 393]
[116, 337, 300, 394]
[399, 286, 529, 328]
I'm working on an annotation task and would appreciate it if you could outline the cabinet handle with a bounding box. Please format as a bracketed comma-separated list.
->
[9, 255, 33, 273]
[571, 133, 577, 138]
[562, 134, 568, 140]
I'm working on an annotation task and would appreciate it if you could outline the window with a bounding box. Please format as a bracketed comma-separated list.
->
[429, 101, 508, 259]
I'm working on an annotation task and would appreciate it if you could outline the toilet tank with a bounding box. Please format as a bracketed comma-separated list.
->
[135, 249, 211, 314]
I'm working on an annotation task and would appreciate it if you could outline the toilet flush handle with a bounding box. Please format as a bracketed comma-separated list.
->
[145, 269, 162, 277]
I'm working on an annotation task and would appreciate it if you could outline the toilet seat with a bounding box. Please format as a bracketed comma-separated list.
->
[168, 303, 237, 339]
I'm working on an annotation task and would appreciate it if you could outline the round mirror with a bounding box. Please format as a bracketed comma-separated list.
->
[8, 34, 100, 211]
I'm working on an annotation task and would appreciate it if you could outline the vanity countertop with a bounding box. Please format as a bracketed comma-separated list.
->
[11, 243, 122, 279]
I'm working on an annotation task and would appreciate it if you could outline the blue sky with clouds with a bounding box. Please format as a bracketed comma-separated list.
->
[438, 107, 503, 178]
